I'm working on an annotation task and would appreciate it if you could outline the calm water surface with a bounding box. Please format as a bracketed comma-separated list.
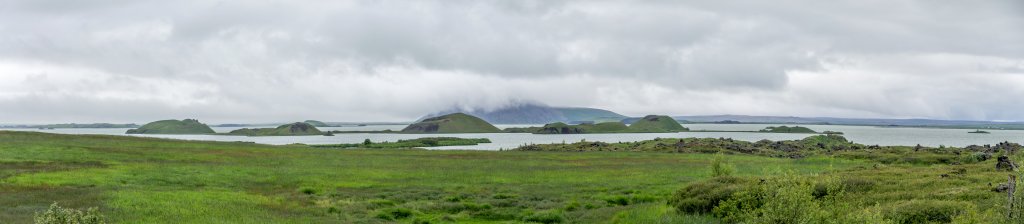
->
[4, 124, 1022, 150]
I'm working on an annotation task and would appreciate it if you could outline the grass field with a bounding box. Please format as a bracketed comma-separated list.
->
[0, 131, 876, 223]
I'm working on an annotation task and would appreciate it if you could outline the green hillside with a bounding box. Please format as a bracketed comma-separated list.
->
[227, 122, 323, 136]
[627, 115, 688, 132]
[125, 119, 215, 134]
[401, 113, 501, 133]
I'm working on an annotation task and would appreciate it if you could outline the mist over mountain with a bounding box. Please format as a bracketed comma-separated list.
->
[424, 103, 626, 124]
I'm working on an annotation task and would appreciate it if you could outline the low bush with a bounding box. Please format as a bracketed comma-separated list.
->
[884, 200, 970, 224]
[34, 203, 106, 224]
[523, 210, 564, 224]
[375, 207, 414, 220]
[297, 187, 317, 195]
[668, 176, 751, 214]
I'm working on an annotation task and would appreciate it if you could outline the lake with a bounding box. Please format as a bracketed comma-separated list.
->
[3, 124, 1022, 150]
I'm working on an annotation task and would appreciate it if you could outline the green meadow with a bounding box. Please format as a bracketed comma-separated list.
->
[3, 130, 1021, 223]
[0, 131, 869, 223]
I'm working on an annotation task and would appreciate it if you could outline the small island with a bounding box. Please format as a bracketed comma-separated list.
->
[227, 122, 324, 136]
[968, 130, 991, 134]
[400, 113, 501, 133]
[313, 137, 491, 149]
[627, 115, 690, 132]
[126, 119, 216, 134]
[515, 115, 688, 134]
[532, 122, 629, 134]
[758, 126, 817, 133]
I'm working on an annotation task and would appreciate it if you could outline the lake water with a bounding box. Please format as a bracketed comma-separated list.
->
[3, 124, 1022, 150]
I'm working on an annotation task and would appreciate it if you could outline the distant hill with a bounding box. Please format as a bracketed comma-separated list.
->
[402, 113, 501, 133]
[303, 120, 330, 127]
[627, 115, 689, 132]
[126, 119, 215, 134]
[674, 115, 1024, 129]
[227, 122, 324, 136]
[424, 104, 626, 124]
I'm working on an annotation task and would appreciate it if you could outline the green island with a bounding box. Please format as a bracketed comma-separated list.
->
[510, 115, 689, 134]
[758, 125, 818, 133]
[626, 115, 689, 133]
[3, 130, 1023, 223]
[401, 113, 502, 133]
[124, 119, 215, 134]
[226, 122, 324, 136]
[313, 137, 492, 149]
[969, 130, 992, 134]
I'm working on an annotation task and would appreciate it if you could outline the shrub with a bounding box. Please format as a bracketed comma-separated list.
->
[668, 176, 751, 214]
[885, 200, 970, 224]
[605, 195, 630, 206]
[375, 207, 414, 220]
[523, 210, 564, 224]
[34, 203, 106, 224]
[492, 193, 517, 199]
[297, 187, 317, 195]
[712, 174, 892, 224]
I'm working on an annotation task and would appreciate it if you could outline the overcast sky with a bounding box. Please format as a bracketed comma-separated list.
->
[1, 0, 1022, 123]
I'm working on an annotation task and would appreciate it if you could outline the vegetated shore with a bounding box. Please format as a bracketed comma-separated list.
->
[1, 130, 1021, 223]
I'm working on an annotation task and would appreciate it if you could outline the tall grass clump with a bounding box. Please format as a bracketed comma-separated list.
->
[34, 203, 106, 224]
[711, 153, 736, 177]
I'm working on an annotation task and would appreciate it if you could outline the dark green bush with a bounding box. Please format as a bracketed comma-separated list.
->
[813, 177, 876, 198]
[375, 207, 414, 220]
[492, 193, 517, 199]
[297, 187, 317, 195]
[523, 210, 564, 224]
[885, 200, 969, 224]
[605, 195, 630, 206]
[473, 207, 521, 220]
[668, 176, 751, 213]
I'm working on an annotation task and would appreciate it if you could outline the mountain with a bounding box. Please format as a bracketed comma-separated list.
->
[126, 119, 215, 134]
[227, 122, 324, 136]
[627, 115, 689, 132]
[402, 113, 501, 133]
[674, 115, 1024, 129]
[425, 104, 626, 124]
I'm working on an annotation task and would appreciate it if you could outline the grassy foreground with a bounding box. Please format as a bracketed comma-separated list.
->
[0, 131, 869, 223]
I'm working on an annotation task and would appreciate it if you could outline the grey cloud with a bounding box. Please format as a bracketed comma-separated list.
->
[0, 0, 1022, 123]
